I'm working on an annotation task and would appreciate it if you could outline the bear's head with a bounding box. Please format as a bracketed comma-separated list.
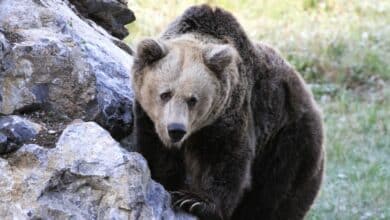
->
[132, 36, 239, 147]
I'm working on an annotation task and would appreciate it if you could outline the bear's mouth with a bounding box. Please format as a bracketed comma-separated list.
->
[164, 135, 186, 148]
[162, 137, 185, 148]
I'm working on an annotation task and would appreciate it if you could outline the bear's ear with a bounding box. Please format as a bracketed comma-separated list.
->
[135, 38, 167, 68]
[203, 45, 234, 76]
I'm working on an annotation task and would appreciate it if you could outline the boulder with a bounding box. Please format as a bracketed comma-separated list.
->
[0, 122, 195, 220]
[0, 0, 135, 140]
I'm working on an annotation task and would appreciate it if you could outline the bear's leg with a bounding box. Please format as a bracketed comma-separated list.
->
[134, 101, 186, 190]
[171, 155, 252, 220]
[171, 135, 254, 220]
[275, 158, 324, 220]
[232, 115, 324, 220]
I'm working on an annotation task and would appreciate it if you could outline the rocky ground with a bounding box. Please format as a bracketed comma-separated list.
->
[0, 0, 195, 219]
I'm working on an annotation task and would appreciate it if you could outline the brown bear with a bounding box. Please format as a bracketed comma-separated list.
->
[131, 5, 324, 220]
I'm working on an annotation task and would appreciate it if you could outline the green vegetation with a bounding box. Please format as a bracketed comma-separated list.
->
[125, 0, 390, 219]
[308, 86, 390, 219]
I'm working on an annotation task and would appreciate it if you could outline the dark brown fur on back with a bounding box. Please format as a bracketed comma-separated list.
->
[133, 5, 324, 220]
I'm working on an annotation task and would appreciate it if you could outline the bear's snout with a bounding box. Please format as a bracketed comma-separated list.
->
[167, 123, 186, 143]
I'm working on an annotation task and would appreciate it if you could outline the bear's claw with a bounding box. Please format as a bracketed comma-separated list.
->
[170, 190, 223, 220]
[189, 202, 202, 212]
[170, 190, 209, 215]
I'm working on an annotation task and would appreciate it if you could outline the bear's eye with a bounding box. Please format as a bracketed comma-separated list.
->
[187, 96, 198, 108]
[160, 91, 172, 102]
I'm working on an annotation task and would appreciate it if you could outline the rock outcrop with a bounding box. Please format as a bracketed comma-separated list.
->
[0, 122, 194, 219]
[0, 0, 134, 140]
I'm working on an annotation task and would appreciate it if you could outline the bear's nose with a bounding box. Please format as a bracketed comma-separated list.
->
[167, 123, 186, 143]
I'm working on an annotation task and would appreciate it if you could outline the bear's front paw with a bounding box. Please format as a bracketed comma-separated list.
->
[171, 190, 209, 213]
[170, 191, 222, 220]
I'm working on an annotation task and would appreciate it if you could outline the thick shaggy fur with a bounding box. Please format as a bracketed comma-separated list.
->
[132, 5, 324, 220]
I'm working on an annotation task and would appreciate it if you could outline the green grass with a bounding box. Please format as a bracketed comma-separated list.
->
[125, 0, 390, 219]
[308, 85, 390, 219]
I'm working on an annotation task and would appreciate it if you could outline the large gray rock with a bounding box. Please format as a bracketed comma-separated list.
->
[0, 122, 195, 220]
[0, 0, 134, 140]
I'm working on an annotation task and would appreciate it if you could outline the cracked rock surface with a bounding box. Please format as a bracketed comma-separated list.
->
[0, 122, 195, 220]
[0, 0, 134, 140]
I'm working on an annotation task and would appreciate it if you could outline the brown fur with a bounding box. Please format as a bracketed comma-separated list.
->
[133, 36, 239, 148]
[132, 5, 324, 220]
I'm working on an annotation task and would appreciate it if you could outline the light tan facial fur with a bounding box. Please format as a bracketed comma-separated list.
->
[133, 36, 239, 148]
